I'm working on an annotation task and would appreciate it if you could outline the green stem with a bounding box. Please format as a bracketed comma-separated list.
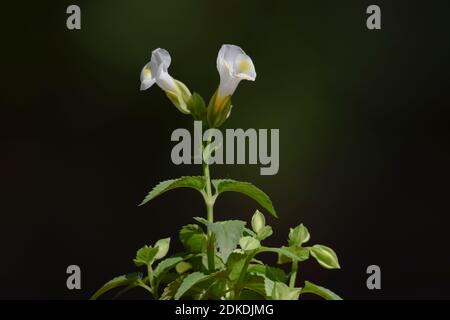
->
[202, 137, 216, 272]
[289, 261, 298, 288]
[147, 264, 158, 299]
[234, 251, 257, 299]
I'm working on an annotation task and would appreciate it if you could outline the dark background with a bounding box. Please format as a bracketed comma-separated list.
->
[1, 0, 449, 299]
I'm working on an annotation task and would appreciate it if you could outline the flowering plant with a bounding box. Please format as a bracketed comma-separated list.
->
[91, 45, 342, 300]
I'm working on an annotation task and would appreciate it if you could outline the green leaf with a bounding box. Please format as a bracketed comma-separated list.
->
[208, 220, 246, 263]
[239, 289, 265, 300]
[212, 179, 277, 218]
[160, 275, 185, 300]
[272, 281, 301, 300]
[247, 265, 287, 283]
[139, 176, 205, 206]
[175, 272, 209, 300]
[90, 273, 142, 300]
[133, 245, 159, 267]
[242, 274, 267, 298]
[310, 245, 340, 269]
[288, 224, 310, 246]
[226, 252, 247, 282]
[154, 256, 184, 278]
[301, 281, 343, 300]
[262, 246, 309, 264]
[179, 224, 206, 253]
[239, 236, 261, 251]
[187, 92, 207, 122]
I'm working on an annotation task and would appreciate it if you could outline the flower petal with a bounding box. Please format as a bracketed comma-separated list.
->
[140, 62, 156, 91]
[234, 53, 256, 81]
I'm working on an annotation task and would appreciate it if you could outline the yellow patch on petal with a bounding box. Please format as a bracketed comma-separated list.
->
[143, 67, 152, 79]
[238, 60, 251, 73]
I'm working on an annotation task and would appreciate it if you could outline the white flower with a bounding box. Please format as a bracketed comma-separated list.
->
[140, 48, 191, 114]
[216, 44, 256, 98]
[207, 45, 256, 127]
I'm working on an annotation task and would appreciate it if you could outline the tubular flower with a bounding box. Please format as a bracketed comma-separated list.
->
[140, 48, 192, 114]
[207, 44, 256, 127]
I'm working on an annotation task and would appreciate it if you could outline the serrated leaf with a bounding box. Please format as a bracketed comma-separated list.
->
[134, 245, 159, 267]
[90, 273, 142, 300]
[272, 281, 301, 300]
[310, 245, 340, 269]
[139, 176, 205, 206]
[154, 256, 184, 278]
[301, 281, 342, 300]
[175, 272, 209, 300]
[208, 220, 246, 263]
[160, 275, 185, 300]
[179, 224, 206, 253]
[212, 179, 277, 218]
[242, 274, 267, 298]
[288, 224, 310, 246]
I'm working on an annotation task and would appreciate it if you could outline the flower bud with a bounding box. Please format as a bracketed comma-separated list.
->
[251, 210, 266, 234]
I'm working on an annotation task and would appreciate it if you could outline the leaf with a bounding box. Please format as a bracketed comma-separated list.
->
[226, 252, 247, 282]
[242, 274, 267, 298]
[160, 275, 185, 300]
[90, 273, 142, 300]
[154, 256, 184, 278]
[301, 281, 343, 300]
[212, 179, 277, 218]
[310, 245, 340, 269]
[239, 236, 261, 251]
[187, 92, 207, 122]
[264, 277, 275, 297]
[277, 246, 310, 264]
[208, 220, 246, 263]
[288, 224, 310, 246]
[247, 265, 287, 283]
[133, 245, 159, 267]
[179, 224, 206, 253]
[272, 281, 301, 300]
[175, 272, 209, 300]
[139, 176, 205, 206]
[239, 289, 265, 300]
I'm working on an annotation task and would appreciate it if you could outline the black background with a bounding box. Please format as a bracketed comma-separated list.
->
[1, 0, 449, 299]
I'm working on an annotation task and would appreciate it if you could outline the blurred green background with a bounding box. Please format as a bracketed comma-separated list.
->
[1, 0, 449, 299]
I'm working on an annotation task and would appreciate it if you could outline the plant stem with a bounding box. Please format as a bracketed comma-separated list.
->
[289, 261, 298, 288]
[147, 264, 158, 299]
[234, 251, 257, 299]
[202, 137, 216, 272]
